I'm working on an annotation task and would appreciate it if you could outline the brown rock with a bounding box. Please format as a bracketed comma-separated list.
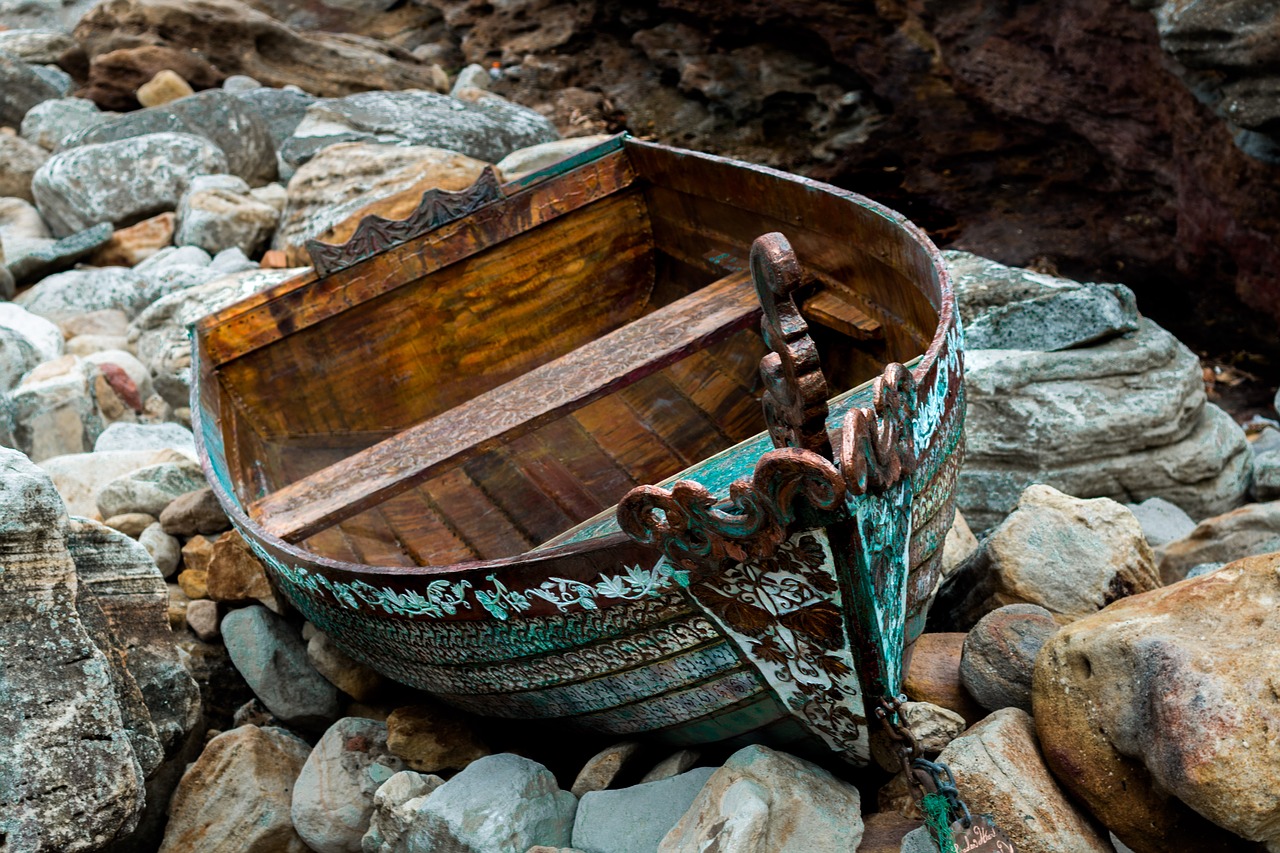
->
[136, 68, 194, 107]
[206, 529, 273, 603]
[941, 509, 979, 577]
[80, 45, 223, 112]
[181, 533, 217, 572]
[75, 0, 448, 98]
[159, 486, 229, 536]
[902, 633, 985, 725]
[1033, 554, 1280, 852]
[89, 212, 175, 267]
[570, 741, 641, 796]
[177, 568, 208, 599]
[259, 248, 288, 268]
[1158, 500, 1280, 583]
[385, 703, 489, 773]
[640, 749, 700, 784]
[937, 708, 1114, 853]
[960, 603, 1058, 713]
[858, 812, 924, 853]
[0, 133, 48, 202]
[167, 582, 189, 630]
[105, 511, 158, 537]
[306, 628, 384, 702]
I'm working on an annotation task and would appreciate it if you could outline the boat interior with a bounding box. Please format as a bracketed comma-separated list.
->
[195, 137, 943, 569]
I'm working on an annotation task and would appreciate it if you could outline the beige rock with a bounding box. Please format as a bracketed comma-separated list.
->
[158, 724, 312, 852]
[641, 750, 701, 784]
[494, 134, 613, 181]
[571, 741, 641, 796]
[0, 133, 49, 202]
[385, 703, 489, 773]
[167, 582, 189, 630]
[937, 709, 1114, 853]
[105, 511, 157, 537]
[136, 69, 195, 107]
[160, 486, 229, 536]
[60, 309, 131, 339]
[936, 484, 1159, 629]
[66, 334, 134, 356]
[186, 598, 219, 641]
[178, 568, 208, 599]
[39, 449, 171, 517]
[1033, 554, 1280, 852]
[181, 533, 217, 572]
[307, 628, 384, 702]
[903, 633, 985, 725]
[206, 529, 273, 603]
[1158, 500, 1280, 583]
[274, 142, 494, 264]
[89, 212, 175, 267]
[899, 701, 966, 753]
[941, 509, 978, 576]
[660, 745, 862, 853]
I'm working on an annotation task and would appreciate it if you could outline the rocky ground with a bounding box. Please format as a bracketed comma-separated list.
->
[2, 1, 1279, 852]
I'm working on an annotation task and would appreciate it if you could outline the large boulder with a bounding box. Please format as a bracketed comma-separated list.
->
[15, 266, 153, 321]
[32, 132, 228, 236]
[1033, 554, 1280, 852]
[5, 358, 106, 462]
[1157, 500, 1280, 583]
[222, 605, 342, 730]
[573, 768, 714, 853]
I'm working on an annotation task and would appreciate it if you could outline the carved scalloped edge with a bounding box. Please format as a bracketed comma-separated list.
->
[840, 362, 920, 496]
[305, 166, 507, 276]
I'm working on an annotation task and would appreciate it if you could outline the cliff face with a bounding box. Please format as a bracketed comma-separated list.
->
[446, 0, 1280, 359]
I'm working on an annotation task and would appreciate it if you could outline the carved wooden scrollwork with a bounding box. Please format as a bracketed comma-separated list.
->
[840, 362, 919, 496]
[751, 233, 833, 460]
[617, 448, 846, 576]
[306, 167, 507, 276]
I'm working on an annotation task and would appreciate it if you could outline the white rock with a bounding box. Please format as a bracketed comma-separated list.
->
[95, 422, 196, 457]
[450, 63, 491, 96]
[0, 301, 63, 360]
[20, 96, 113, 151]
[361, 770, 444, 853]
[38, 448, 174, 517]
[139, 521, 181, 576]
[495, 135, 615, 181]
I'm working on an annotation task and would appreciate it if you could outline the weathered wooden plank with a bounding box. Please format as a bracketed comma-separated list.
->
[250, 268, 762, 543]
[571, 398, 679, 485]
[377, 486, 477, 566]
[531, 416, 636, 510]
[505, 432, 604, 524]
[425, 469, 533, 559]
[802, 290, 882, 340]
[464, 450, 578, 545]
[619, 373, 730, 467]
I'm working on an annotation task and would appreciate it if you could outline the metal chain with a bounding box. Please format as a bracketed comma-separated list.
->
[875, 694, 974, 828]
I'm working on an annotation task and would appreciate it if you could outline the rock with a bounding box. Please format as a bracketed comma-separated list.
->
[89, 211, 175, 266]
[158, 724, 312, 852]
[641, 750, 701, 784]
[38, 448, 174, 516]
[222, 74, 261, 92]
[941, 509, 979, 577]
[1252, 449, 1280, 501]
[960, 604, 1058, 713]
[280, 89, 556, 171]
[659, 745, 863, 853]
[67, 333, 134, 357]
[1158, 500, 1280, 583]
[0, 298, 63, 361]
[177, 567, 207, 599]
[397, 753, 577, 853]
[0, 448, 145, 851]
[1034, 555, 1280, 851]
[16, 266, 153, 322]
[33, 132, 227, 237]
[181, 533, 216, 571]
[140, 521, 181, 576]
[96, 456, 206, 519]
[361, 770, 445, 853]
[19, 96, 113, 150]
[222, 605, 342, 729]
[899, 701, 967, 753]
[960, 313, 1251, 533]
[450, 63, 490, 95]
[571, 742, 642, 797]
[76, 0, 449, 97]
[137, 69, 195, 107]
[902, 633, 985, 725]
[5, 358, 105, 462]
[105, 511, 157, 537]
[206, 529, 274, 604]
[292, 717, 406, 853]
[493, 134, 614, 180]
[0, 325, 42, 392]
[307, 628, 384, 702]
[5, 222, 115, 286]
[0, 133, 48, 201]
[95, 421, 197, 456]
[159, 486, 229, 535]
[566, 768, 711, 853]
[273, 142, 494, 262]
[385, 703, 489, 773]
[234, 86, 316, 149]
[936, 708, 1114, 853]
[186, 597, 219, 640]
[0, 30, 75, 64]
[80, 45, 224, 113]
[1125, 495, 1196, 549]
[935, 485, 1161, 629]
[176, 173, 279, 255]
[0, 50, 63, 127]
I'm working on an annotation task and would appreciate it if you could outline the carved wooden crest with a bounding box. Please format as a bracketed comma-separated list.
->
[841, 362, 919, 496]
[306, 167, 507, 276]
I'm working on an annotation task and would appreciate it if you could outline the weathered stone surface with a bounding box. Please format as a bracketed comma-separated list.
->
[0, 133, 49, 201]
[234, 86, 315, 148]
[935, 485, 1160, 629]
[385, 702, 489, 774]
[38, 448, 170, 516]
[902, 633, 985, 725]
[571, 742, 642, 797]
[937, 709, 1114, 853]
[185, 597, 219, 640]
[20, 96, 113, 150]
[292, 717, 406, 853]
[32, 131, 227, 236]
[307, 628, 384, 702]
[95, 421, 197, 456]
[158, 724, 312, 853]
[206, 529, 274, 604]
[223, 605, 342, 729]
[960, 604, 1058, 713]
[1126, 495, 1196, 549]
[15, 266, 152, 321]
[89, 211, 175, 266]
[361, 770, 445, 853]
[0, 448, 145, 852]
[274, 141, 495, 262]
[105, 511, 157, 537]
[1035, 556, 1280, 852]
[96, 457, 206, 519]
[0, 325, 42, 392]
[941, 509, 979, 578]
[399, 753, 577, 853]
[159, 486, 229, 535]
[6, 222, 115, 285]
[0, 50, 63, 127]
[1158, 500, 1280, 583]
[176, 173, 279, 255]
[80, 45, 224, 113]
[140, 521, 181, 576]
[76, 0, 449, 97]
[1252, 449, 1280, 501]
[494, 134, 614, 180]
[0, 298, 64, 362]
[279, 89, 556, 170]
[960, 315, 1250, 532]
[177, 567, 208, 599]
[0, 30, 75, 63]
[899, 701, 967, 753]
[137, 69, 195, 107]
[5, 359, 106, 462]
[659, 745, 862, 853]
[570, 768, 713, 853]
[641, 750, 701, 785]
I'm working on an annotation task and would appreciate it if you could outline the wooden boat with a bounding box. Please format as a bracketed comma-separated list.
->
[192, 135, 963, 765]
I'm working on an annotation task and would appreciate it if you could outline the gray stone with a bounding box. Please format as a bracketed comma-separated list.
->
[574, 768, 714, 853]
[307, 629, 385, 702]
[280, 89, 557, 170]
[900, 826, 936, 853]
[402, 753, 577, 853]
[0, 49, 62, 127]
[95, 457, 207, 519]
[0, 30, 74, 64]
[222, 605, 342, 730]
[1125, 496, 1196, 548]
[640, 750, 701, 784]
[1185, 561, 1226, 578]
[186, 597, 219, 640]
[95, 421, 197, 456]
[361, 770, 445, 853]
[5, 360, 105, 462]
[159, 486, 229, 536]
[658, 746, 863, 853]
[0, 300, 61, 361]
[960, 604, 1058, 713]
[900, 701, 967, 752]
[451, 64, 491, 95]
[292, 717, 406, 853]
[15, 266, 152, 321]
[38, 448, 175, 517]
[20, 96, 113, 150]
[571, 742, 642, 797]
[235, 86, 316, 148]
[0, 448, 145, 852]
[32, 132, 228, 237]
[0, 132, 48, 201]
[1251, 449, 1280, 501]
[6, 222, 114, 286]
[32, 63, 70, 95]
[0, 325, 42, 392]
[140, 521, 181, 577]
[1251, 425, 1280, 456]
[176, 173, 280, 256]
[223, 74, 262, 92]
